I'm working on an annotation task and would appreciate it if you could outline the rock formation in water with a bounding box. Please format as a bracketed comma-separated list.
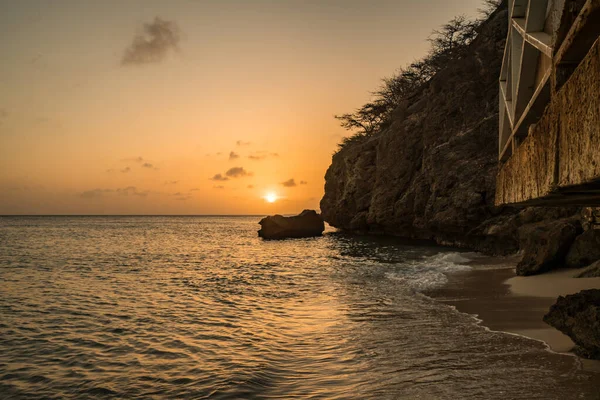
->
[320, 4, 579, 256]
[258, 210, 325, 240]
[544, 289, 600, 359]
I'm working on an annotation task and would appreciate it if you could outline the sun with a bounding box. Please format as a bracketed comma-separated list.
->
[264, 192, 278, 203]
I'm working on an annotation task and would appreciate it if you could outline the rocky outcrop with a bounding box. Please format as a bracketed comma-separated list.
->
[544, 289, 600, 359]
[258, 210, 325, 240]
[577, 260, 600, 278]
[320, 5, 579, 255]
[565, 229, 600, 268]
[516, 219, 582, 276]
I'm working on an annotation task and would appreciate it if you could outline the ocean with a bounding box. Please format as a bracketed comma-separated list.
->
[1, 216, 599, 399]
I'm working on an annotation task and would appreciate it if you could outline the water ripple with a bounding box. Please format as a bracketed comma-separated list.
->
[1, 216, 599, 399]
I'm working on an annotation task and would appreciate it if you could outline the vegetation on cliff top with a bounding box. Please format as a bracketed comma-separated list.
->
[335, 0, 502, 152]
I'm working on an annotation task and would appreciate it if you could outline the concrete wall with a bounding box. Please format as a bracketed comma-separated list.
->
[496, 37, 600, 205]
[557, 38, 600, 187]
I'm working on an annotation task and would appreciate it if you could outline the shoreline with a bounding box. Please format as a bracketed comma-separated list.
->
[425, 263, 600, 372]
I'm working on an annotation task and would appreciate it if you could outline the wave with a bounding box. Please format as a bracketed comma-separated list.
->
[385, 252, 474, 291]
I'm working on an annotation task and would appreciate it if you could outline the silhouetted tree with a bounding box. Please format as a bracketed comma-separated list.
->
[334, 0, 503, 152]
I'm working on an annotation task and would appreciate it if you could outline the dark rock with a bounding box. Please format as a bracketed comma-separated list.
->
[258, 210, 325, 240]
[319, 3, 579, 255]
[576, 260, 600, 278]
[565, 229, 600, 268]
[543, 289, 600, 359]
[515, 219, 582, 276]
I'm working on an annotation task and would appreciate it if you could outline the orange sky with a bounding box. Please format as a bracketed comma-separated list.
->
[0, 0, 483, 215]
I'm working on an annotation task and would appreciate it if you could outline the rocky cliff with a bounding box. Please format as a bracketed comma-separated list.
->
[320, 5, 578, 255]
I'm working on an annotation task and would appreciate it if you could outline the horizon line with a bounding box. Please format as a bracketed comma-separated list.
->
[0, 213, 318, 217]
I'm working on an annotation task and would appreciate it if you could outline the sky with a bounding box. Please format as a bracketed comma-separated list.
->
[0, 0, 484, 215]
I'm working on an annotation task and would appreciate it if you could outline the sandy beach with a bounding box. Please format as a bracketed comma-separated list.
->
[427, 264, 600, 371]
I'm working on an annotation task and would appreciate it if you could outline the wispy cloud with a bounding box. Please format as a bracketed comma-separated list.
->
[213, 185, 225, 189]
[281, 178, 297, 187]
[116, 186, 149, 197]
[106, 166, 131, 173]
[142, 162, 158, 170]
[121, 17, 180, 66]
[229, 151, 240, 160]
[80, 187, 149, 199]
[226, 167, 252, 178]
[247, 185, 254, 189]
[300, 180, 307, 185]
[164, 180, 179, 185]
[210, 173, 229, 181]
[236, 140, 251, 146]
[248, 151, 279, 161]
[80, 189, 113, 199]
[122, 156, 144, 163]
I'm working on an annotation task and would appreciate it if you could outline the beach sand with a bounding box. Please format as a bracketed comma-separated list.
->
[426, 264, 600, 371]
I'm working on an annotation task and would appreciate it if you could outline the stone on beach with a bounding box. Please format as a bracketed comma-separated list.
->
[565, 229, 600, 269]
[577, 260, 600, 278]
[515, 219, 581, 276]
[543, 289, 600, 359]
[258, 210, 325, 240]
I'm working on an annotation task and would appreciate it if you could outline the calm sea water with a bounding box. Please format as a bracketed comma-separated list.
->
[1, 216, 599, 399]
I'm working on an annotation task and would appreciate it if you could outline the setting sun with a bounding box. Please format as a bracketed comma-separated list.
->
[264, 192, 278, 203]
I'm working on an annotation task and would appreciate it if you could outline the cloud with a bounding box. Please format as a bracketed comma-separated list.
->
[80, 189, 113, 199]
[225, 167, 252, 178]
[236, 140, 251, 146]
[164, 180, 179, 185]
[121, 17, 180, 66]
[229, 151, 239, 160]
[300, 180, 308, 185]
[210, 173, 229, 181]
[248, 155, 266, 161]
[190, 188, 200, 191]
[5, 184, 44, 192]
[80, 187, 149, 199]
[175, 196, 191, 201]
[281, 178, 297, 187]
[116, 186, 148, 197]
[248, 151, 279, 161]
[121, 156, 144, 163]
[121, 167, 131, 173]
[247, 185, 254, 189]
[142, 163, 156, 169]
[213, 185, 225, 189]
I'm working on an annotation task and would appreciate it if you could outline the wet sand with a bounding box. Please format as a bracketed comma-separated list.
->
[426, 264, 600, 371]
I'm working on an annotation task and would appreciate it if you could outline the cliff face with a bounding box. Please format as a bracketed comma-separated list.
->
[320, 7, 576, 254]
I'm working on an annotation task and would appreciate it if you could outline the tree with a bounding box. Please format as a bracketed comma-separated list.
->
[334, 0, 504, 152]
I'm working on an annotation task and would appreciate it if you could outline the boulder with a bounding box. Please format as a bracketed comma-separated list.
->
[543, 289, 600, 359]
[565, 229, 600, 268]
[258, 210, 325, 240]
[576, 260, 600, 278]
[515, 219, 582, 276]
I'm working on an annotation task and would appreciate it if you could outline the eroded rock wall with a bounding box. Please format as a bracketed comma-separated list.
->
[321, 6, 581, 254]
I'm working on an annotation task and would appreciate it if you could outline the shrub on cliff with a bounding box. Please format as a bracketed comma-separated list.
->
[335, 1, 504, 152]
